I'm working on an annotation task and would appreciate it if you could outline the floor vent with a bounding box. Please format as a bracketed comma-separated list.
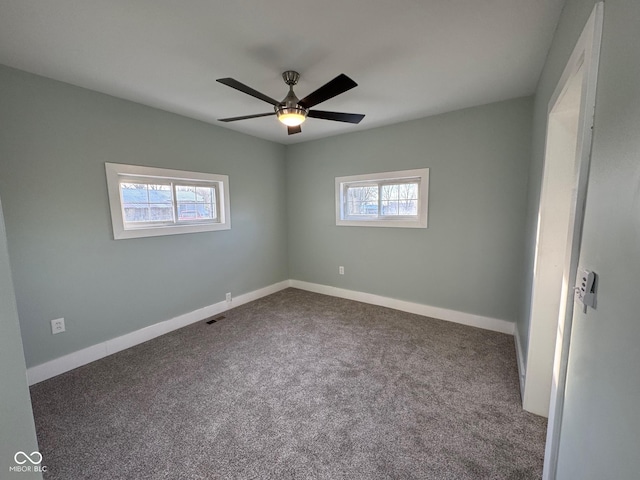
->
[205, 315, 225, 325]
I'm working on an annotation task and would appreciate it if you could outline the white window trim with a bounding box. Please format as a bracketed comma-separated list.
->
[105, 163, 231, 240]
[335, 168, 429, 228]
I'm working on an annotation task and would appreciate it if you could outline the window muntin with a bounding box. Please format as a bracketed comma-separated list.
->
[336, 169, 429, 228]
[106, 163, 230, 239]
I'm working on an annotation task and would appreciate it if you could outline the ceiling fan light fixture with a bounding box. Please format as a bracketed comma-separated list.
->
[276, 106, 308, 127]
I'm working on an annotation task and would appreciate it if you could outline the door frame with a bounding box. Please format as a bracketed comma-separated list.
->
[541, 3, 604, 479]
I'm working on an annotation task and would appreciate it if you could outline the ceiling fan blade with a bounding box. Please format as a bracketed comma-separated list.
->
[288, 125, 302, 135]
[307, 110, 365, 124]
[216, 78, 280, 106]
[218, 112, 275, 122]
[298, 74, 358, 109]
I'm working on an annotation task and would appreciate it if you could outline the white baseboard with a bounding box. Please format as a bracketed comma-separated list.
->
[27, 280, 290, 385]
[514, 325, 527, 397]
[290, 280, 515, 335]
[28, 279, 515, 385]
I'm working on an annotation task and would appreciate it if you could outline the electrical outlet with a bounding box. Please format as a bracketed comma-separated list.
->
[339, 266, 344, 275]
[225, 292, 232, 302]
[51, 318, 65, 335]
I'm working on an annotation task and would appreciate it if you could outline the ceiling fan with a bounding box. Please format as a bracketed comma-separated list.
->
[216, 71, 365, 135]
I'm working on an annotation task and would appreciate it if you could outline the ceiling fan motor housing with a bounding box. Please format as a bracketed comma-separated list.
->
[275, 71, 308, 125]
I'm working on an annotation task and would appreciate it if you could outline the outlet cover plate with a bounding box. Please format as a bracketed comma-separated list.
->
[51, 318, 65, 334]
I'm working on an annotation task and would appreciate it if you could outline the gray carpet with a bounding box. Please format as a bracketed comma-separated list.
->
[30, 288, 546, 479]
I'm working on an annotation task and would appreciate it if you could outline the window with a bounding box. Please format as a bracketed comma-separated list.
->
[105, 163, 230, 239]
[336, 168, 429, 228]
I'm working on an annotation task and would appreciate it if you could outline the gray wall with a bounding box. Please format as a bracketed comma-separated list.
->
[0, 65, 288, 368]
[519, 0, 640, 477]
[0, 197, 41, 479]
[287, 97, 532, 323]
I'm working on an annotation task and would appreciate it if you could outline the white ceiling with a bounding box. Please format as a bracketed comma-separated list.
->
[0, 0, 564, 145]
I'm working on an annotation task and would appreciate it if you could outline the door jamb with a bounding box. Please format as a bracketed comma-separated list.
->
[542, 3, 604, 479]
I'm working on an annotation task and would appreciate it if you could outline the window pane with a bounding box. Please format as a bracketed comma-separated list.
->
[123, 205, 149, 222]
[399, 199, 418, 215]
[176, 185, 196, 202]
[347, 185, 378, 202]
[400, 183, 418, 199]
[381, 184, 399, 201]
[120, 183, 173, 224]
[196, 187, 213, 203]
[381, 201, 398, 215]
[149, 205, 173, 221]
[176, 185, 217, 222]
[347, 201, 360, 215]
[348, 201, 378, 216]
[148, 186, 172, 204]
[381, 199, 418, 216]
[362, 202, 378, 215]
[346, 185, 378, 216]
[380, 183, 419, 216]
[178, 204, 196, 220]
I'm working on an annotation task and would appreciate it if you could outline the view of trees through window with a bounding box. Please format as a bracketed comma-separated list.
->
[120, 183, 217, 224]
[346, 182, 419, 217]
